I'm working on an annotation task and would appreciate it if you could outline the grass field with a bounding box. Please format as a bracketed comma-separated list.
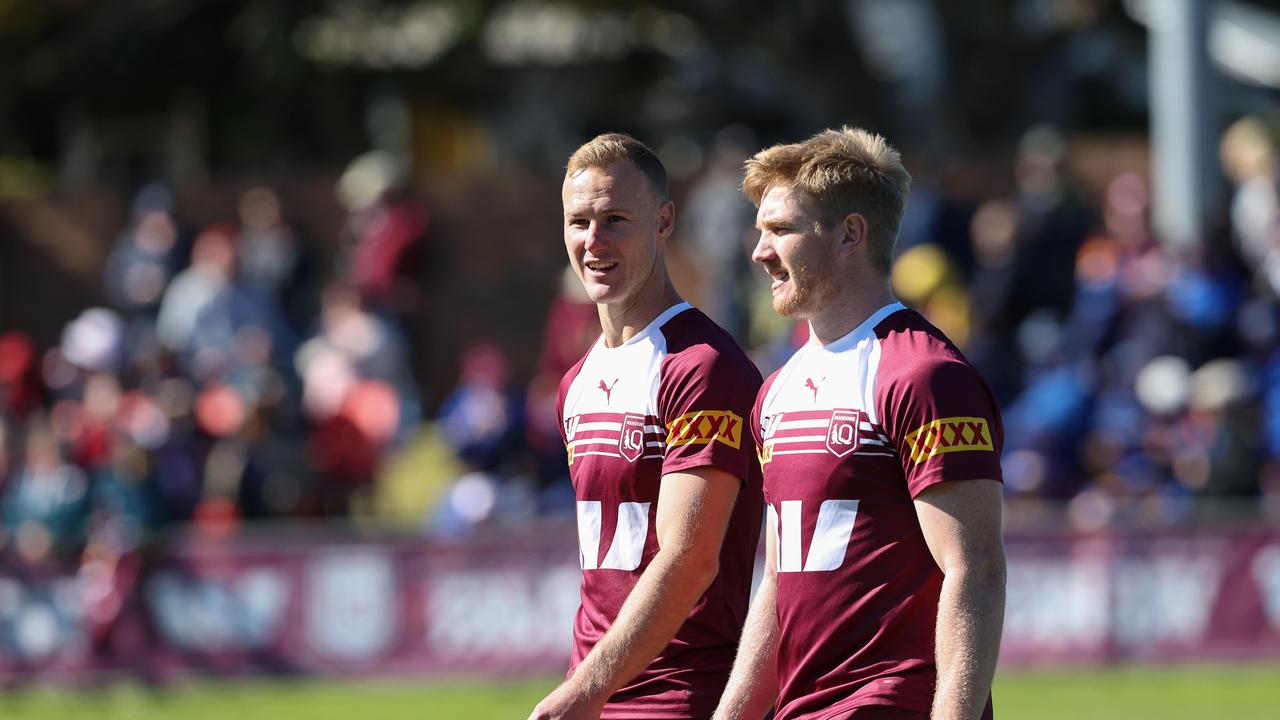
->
[2, 664, 1278, 719]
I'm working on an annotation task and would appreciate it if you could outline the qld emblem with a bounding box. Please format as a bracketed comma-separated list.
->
[826, 408, 863, 457]
[618, 413, 647, 462]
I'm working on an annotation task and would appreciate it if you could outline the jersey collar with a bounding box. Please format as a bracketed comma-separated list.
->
[598, 301, 693, 350]
[809, 302, 907, 353]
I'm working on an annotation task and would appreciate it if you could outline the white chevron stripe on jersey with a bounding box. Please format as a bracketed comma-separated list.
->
[770, 434, 827, 445]
[770, 448, 897, 458]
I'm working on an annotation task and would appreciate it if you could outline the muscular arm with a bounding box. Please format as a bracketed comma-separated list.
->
[914, 479, 1006, 720]
[529, 466, 743, 720]
[711, 523, 779, 720]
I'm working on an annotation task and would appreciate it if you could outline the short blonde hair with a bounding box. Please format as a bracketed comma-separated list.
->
[566, 133, 669, 202]
[744, 126, 911, 272]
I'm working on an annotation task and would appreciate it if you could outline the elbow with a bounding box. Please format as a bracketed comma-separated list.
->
[942, 546, 1006, 589]
[981, 554, 1007, 593]
[686, 552, 721, 594]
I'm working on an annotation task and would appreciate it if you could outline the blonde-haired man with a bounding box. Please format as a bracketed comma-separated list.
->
[713, 127, 1006, 720]
[530, 133, 764, 720]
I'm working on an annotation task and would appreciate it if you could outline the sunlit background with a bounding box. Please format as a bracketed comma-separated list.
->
[1, 1, 1279, 718]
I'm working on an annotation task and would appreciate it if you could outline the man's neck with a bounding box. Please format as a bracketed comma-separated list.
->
[806, 282, 898, 346]
[598, 280, 683, 348]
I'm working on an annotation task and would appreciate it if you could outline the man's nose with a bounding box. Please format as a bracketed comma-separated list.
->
[585, 222, 609, 251]
[751, 233, 774, 264]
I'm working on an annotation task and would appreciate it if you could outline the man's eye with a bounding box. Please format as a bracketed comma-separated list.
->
[569, 218, 589, 228]
[607, 215, 627, 223]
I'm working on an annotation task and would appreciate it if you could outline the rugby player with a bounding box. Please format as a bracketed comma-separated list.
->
[712, 127, 1006, 720]
[529, 133, 764, 720]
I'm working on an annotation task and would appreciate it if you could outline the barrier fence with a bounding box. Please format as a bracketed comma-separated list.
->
[2, 520, 1279, 681]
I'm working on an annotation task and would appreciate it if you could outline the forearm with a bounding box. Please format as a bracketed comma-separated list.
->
[712, 572, 779, 720]
[932, 560, 1006, 720]
[569, 548, 718, 703]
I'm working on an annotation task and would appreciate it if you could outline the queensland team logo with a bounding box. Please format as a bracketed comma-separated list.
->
[826, 408, 863, 457]
[618, 413, 647, 462]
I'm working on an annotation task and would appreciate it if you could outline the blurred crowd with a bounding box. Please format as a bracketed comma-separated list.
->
[888, 117, 1280, 529]
[2, 116, 1280, 584]
[0, 154, 434, 591]
[680, 118, 1280, 532]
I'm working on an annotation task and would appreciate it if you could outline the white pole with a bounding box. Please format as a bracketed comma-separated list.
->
[1149, 0, 1217, 252]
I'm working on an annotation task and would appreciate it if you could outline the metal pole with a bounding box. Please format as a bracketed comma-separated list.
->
[1149, 0, 1216, 252]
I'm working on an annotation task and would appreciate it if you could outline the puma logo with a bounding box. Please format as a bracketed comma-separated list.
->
[598, 378, 619, 404]
[804, 377, 825, 403]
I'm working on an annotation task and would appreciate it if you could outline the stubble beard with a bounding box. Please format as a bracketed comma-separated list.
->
[773, 257, 835, 318]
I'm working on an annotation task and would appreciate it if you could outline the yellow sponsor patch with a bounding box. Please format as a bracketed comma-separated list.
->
[757, 442, 773, 467]
[904, 416, 993, 464]
[565, 443, 575, 466]
[665, 410, 743, 450]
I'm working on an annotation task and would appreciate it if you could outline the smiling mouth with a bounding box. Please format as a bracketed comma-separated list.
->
[765, 264, 789, 284]
[585, 260, 618, 273]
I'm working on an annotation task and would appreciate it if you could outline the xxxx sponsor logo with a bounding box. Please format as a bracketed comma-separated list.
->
[904, 416, 993, 464]
[757, 442, 773, 467]
[666, 410, 742, 450]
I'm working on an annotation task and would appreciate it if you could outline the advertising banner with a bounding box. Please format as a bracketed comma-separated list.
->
[2, 525, 1279, 679]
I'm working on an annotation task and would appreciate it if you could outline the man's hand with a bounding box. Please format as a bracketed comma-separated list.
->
[527, 678, 607, 720]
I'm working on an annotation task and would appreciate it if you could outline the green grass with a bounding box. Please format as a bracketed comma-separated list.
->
[0, 678, 556, 720]
[993, 664, 1280, 720]
[1, 665, 1277, 719]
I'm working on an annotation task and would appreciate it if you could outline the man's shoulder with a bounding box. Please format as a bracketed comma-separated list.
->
[658, 306, 738, 351]
[872, 308, 977, 382]
[658, 307, 760, 380]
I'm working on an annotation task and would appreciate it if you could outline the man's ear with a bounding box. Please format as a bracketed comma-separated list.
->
[656, 200, 676, 243]
[838, 213, 869, 258]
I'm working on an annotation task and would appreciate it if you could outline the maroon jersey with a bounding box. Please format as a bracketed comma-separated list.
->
[754, 304, 1002, 720]
[557, 302, 765, 719]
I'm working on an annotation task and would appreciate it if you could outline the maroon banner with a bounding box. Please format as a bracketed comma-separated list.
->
[1, 524, 1279, 680]
[1001, 529, 1280, 664]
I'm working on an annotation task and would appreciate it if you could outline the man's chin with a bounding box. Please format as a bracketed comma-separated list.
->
[772, 291, 805, 317]
[585, 284, 622, 305]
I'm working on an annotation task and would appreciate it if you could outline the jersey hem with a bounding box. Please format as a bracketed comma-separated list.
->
[660, 456, 749, 484]
[600, 703, 715, 719]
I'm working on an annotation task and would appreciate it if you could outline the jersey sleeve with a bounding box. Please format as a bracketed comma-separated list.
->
[657, 343, 762, 482]
[878, 356, 1004, 498]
